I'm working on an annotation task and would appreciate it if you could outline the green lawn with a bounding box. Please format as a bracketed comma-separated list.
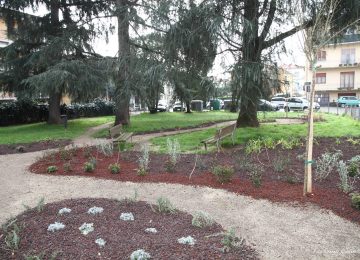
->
[0, 116, 114, 144]
[151, 114, 360, 152]
[93, 111, 239, 138]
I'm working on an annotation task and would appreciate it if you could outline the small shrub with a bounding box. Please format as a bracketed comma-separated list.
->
[15, 145, 25, 153]
[84, 162, 95, 173]
[237, 156, 252, 171]
[315, 150, 342, 181]
[83, 145, 93, 158]
[95, 238, 106, 248]
[212, 165, 234, 184]
[137, 144, 150, 176]
[108, 163, 121, 174]
[347, 138, 360, 146]
[245, 139, 262, 154]
[221, 228, 243, 253]
[36, 198, 45, 213]
[351, 193, 360, 210]
[248, 164, 264, 188]
[338, 160, 354, 193]
[58, 208, 71, 215]
[164, 159, 176, 173]
[47, 166, 57, 173]
[273, 156, 290, 173]
[87, 206, 104, 215]
[348, 155, 360, 177]
[155, 197, 176, 214]
[63, 162, 73, 173]
[2, 219, 22, 251]
[96, 141, 113, 157]
[192, 211, 214, 228]
[59, 147, 73, 161]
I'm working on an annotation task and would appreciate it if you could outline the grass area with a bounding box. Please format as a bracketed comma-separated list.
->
[151, 113, 360, 153]
[93, 111, 239, 138]
[0, 116, 114, 144]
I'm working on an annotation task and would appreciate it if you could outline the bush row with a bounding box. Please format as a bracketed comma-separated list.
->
[0, 98, 115, 126]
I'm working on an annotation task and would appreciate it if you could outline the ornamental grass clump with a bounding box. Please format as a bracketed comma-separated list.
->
[137, 144, 150, 176]
[2, 219, 22, 251]
[165, 138, 181, 172]
[221, 228, 243, 253]
[130, 249, 151, 260]
[212, 165, 234, 184]
[96, 140, 113, 157]
[155, 197, 176, 214]
[337, 160, 355, 193]
[192, 211, 214, 228]
[84, 161, 95, 173]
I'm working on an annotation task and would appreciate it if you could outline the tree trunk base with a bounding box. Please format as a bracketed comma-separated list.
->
[236, 113, 259, 127]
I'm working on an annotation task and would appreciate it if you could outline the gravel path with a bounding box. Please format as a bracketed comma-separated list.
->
[1, 151, 360, 260]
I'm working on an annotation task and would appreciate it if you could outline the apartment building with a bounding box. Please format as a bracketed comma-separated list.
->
[305, 33, 360, 106]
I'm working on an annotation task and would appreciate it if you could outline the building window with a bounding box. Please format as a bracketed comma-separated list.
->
[315, 73, 326, 84]
[340, 72, 355, 89]
[317, 50, 326, 61]
[341, 49, 356, 64]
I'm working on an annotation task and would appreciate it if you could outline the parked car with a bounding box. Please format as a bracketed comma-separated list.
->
[258, 99, 279, 111]
[271, 96, 287, 109]
[284, 97, 320, 111]
[336, 96, 360, 107]
[157, 102, 167, 112]
[173, 102, 185, 112]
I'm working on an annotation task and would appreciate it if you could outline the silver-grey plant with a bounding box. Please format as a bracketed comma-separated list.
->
[58, 208, 71, 215]
[130, 249, 151, 260]
[138, 144, 150, 175]
[337, 160, 354, 192]
[79, 223, 94, 235]
[95, 238, 106, 248]
[87, 206, 104, 215]
[178, 236, 196, 245]
[96, 140, 113, 157]
[315, 150, 342, 181]
[120, 212, 134, 221]
[47, 222, 65, 232]
[191, 211, 214, 228]
[166, 138, 180, 165]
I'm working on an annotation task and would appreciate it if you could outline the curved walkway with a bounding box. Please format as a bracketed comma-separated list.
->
[1, 151, 360, 260]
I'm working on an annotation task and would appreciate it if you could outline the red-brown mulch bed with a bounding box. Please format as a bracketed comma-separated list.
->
[29, 137, 360, 224]
[0, 140, 72, 155]
[0, 198, 257, 259]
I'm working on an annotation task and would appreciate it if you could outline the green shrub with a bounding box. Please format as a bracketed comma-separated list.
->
[108, 163, 121, 174]
[84, 162, 95, 173]
[248, 164, 264, 188]
[212, 165, 234, 184]
[47, 166, 58, 173]
[351, 193, 360, 210]
[348, 155, 360, 177]
[221, 228, 243, 253]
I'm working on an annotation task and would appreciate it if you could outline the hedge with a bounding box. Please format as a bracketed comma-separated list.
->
[0, 98, 115, 126]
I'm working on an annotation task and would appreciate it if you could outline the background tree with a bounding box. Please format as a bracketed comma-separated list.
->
[0, 0, 109, 124]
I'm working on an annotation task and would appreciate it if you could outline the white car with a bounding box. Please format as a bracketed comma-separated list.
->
[271, 97, 287, 109]
[157, 103, 167, 112]
[284, 97, 320, 111]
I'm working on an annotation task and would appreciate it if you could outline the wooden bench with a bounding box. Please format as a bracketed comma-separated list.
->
[201, 124, 236, 152]
[109, 124, 133, 144]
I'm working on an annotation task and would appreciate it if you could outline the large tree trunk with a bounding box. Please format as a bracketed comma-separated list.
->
[185, 101, 191, 113]
[48, 92, 62, 124]
[114, 0, 131, 126]
[236, 0, 261, 127]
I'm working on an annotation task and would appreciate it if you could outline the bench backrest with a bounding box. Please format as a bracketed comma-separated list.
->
[216, 124, 236, 138]
[109, 124, 123, 138]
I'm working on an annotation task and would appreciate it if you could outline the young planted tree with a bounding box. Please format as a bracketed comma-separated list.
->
[0, 0, 109, 124]
[298, 0, 360, 195]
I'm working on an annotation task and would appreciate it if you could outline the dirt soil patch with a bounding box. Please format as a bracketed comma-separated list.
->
[0, 198, 257, 259]
[0, 140, 72, 155]
[30, 137, 360, 224]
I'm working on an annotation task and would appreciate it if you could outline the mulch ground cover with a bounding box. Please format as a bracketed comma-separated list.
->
[0, 198, 257, 259]
[30, 137, 360, 224]
[0, 140, 72, 155]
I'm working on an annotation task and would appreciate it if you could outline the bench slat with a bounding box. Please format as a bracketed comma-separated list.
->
[201, 123, 236, 151]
